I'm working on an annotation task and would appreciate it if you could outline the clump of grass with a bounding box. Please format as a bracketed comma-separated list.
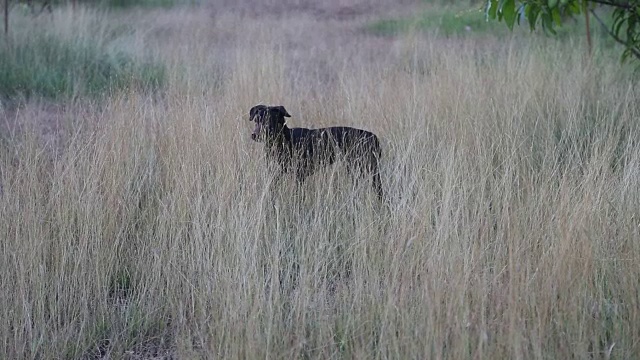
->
[0, 7, 165, 100]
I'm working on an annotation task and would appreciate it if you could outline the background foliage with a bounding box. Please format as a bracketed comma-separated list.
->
[486, 0, 640, 63]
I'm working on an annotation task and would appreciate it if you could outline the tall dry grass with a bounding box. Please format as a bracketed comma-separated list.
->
[0, 4, 639, 359]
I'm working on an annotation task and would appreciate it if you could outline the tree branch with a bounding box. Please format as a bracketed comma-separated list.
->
[590, 9, 640, 60]
[588, 0, 634, 10]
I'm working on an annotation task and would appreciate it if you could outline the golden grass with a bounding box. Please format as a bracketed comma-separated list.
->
[0, 4, 639, 358]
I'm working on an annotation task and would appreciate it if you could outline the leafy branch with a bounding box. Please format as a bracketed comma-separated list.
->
[485, 0, 640, 64]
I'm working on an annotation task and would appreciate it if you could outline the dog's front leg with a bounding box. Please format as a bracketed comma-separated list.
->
[266, 166, 287, 209]
[295, 168, 309, 184]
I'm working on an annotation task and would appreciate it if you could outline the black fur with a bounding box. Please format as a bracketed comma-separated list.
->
[249, 104, 384, 200]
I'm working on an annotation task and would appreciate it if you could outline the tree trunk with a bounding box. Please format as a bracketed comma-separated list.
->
[4, 0, 8, 35]
[584, 0, 592, 56]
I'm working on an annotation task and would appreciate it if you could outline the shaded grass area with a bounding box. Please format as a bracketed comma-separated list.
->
[0, 9, 165, 100]
[20, 0, 186, 10]
[98, 0, 194, 9]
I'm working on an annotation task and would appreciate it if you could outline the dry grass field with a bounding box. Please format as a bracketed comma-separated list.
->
[1, 0, 639, 358]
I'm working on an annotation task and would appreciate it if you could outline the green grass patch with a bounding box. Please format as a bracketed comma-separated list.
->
[367, 4, 632, 66]
[368, 5, 508, 36]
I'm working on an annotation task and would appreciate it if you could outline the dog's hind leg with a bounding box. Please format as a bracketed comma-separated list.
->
[367, 145, 385, 202]
[372, 170, 384, 201]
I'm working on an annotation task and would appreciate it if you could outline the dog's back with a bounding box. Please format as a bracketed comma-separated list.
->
[322, 127, 380, 155]
[290, 126, 380, 163]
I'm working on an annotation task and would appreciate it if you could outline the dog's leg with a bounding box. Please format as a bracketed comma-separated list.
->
[266, 166, 286, 207]
[372, 170, 384, 201]
[363, 145, 384, 202]
[295, 171, 306, 184]
[295, 162, 311, 184]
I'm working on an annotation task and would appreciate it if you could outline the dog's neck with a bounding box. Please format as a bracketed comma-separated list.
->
[265, 125, 291, 146]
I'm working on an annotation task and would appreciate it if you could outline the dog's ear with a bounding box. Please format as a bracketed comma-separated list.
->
[249, 106, 258, 121]
[249, 105, 266, 122]
[274, 106, 291, 118]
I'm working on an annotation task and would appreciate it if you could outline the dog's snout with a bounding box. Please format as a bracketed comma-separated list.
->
[251, 122, 262, 141]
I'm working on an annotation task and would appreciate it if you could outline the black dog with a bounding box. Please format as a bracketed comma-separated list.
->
[249, 104, 384, 200]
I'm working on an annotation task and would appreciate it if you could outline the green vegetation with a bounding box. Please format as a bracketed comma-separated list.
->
[0, 9, 165, 100]
[0, 35, 165, 99]
[486, 0, 640, 64]
[368, 5, 509, 36]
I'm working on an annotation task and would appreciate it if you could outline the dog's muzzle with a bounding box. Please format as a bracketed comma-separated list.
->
[251, 122, 262, 142]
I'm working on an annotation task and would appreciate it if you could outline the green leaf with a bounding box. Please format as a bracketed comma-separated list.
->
[621, 48, 631, 63]
[613, 10, 626, 39]
[526, 5, 541, 31]
[542, 13, 557, 35]
[486, 0, 499, 20]
[502, 0, 517, 30]
[551, 7, 562, 26]
[568, 1, 581, 14]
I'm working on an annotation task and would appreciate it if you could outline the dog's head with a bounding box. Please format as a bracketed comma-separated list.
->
[249, 105, 291, 142]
